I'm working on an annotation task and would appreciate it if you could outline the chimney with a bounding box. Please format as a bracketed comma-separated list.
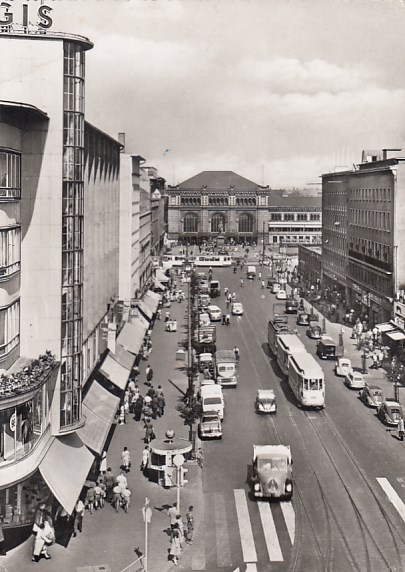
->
[118, 132, 125, 152]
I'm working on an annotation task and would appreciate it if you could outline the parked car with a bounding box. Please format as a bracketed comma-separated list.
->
[316, 337, 343, 360]
[255, 389, 277, 414]
[271, 283, 281, 294]
[199, 411, 222, 439]
[276, 289, 287, 300]
[306, 324, 322, 339]
[297, 312, 310, 326]
[198, 294, 211, 308]
[335, 357, 352, 377]
[359, 384, 384, 408]
[199, 312, 211, 327]
[377, 398, 404, 426]
[344, 370, 366, 389]
[232, 302, 244, 315]
[285, 299, 299, 314]
[207, 305, 222, 321]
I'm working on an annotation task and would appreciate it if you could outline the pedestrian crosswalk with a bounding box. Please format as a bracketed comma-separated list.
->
[191, 488, 295, 571]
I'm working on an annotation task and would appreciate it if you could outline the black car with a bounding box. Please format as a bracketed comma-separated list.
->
[285, 299, 299, 314]
[316, 337, 342, 360]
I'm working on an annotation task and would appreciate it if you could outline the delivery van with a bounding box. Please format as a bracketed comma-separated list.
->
[201, 384, 224, 420]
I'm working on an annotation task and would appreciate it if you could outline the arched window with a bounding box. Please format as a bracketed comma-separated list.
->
[211, 213, 225, 233]
[239, 213, 253, 233]
[183, 213, 198, 233]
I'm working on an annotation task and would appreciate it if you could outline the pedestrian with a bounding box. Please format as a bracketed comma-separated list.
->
[399, 417, 405, 441]
[143, 418, 155, 443]
[104, 468, 115, 502]
[175, 514, 185, 546]
[121, 446, 131, 473]
[372, 352, 378, 369]
[157, 387, 166, 416]
[140, 446, 150, 473]
[93, 483, 103, 509]
[258, 271, 262, 280]
[156, 308, 161, 320]
[165, 311, 171, 322]
[112, 485, 122, 512]
[121, 487, 132, 511]
[169, 523, 181, 566]
[116, 471, 128, 491]
[225, 313, 231, 326]
[222, 313, 226, 324]
[100, 450, 107, 473]
[261, 280, 265, 288]
[134, 395, 143, 422]
[85, 485, 95, 514]
[151, 395, 159, 419]
[32, 516, 55, 562]
[146, 365, 153, 386]
[73, 499, 85, 537]
[186, 506, 194, 544]
[168, 502, 178, 530]
[234, 346, 240, 360]
[240, 277, 244, 287]
[119, 404, 126, 425]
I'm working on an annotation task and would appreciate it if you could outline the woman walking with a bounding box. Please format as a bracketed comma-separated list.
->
[169, 523, 182, 566]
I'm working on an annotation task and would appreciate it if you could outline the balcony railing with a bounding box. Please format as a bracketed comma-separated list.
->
[348, 249, 391, 273]
[0, 351, 58, 399]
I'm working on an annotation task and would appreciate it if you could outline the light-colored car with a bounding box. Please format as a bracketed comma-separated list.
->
[199, 312, 211, 327]
[344, 370, 365, 389]
[232, 302, 244, 315]
[207, 305, 222, 321]
[255, 389, 277, 414]
[271, 283, 281, 294]
[377, 399, 404, 426]
[335, 358, 352, 377]
[359, 384, 384, 408]
[306, 325, 322, 339]
[276, 289, 287, 300]
[199, 411, 222, 439]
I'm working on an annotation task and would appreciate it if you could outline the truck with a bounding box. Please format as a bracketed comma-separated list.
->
[198, 411, 222, 439]
[251, 444, 293, 500]
[214, 349, 238, 388]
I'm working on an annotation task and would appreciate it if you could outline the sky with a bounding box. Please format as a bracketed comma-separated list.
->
[45, 0, 405, 187]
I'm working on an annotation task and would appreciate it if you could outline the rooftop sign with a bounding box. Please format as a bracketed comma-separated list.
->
[0, 2, 53, 30]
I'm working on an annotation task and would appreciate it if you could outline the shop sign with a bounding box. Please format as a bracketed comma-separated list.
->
[9, 412, 16, 432]
[0, 3, 53, 30]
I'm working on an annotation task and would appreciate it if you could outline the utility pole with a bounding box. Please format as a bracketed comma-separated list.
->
[187, 276, 193, 405]
[262, 220, 266, 263]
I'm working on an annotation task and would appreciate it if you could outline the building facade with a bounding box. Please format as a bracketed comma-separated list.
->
[167, 171, 271, 244]
[268, 193, 322, 248]
[321, 150, 405, 325]
[0, 21, 123, 541]
[297, 244, 322, 289]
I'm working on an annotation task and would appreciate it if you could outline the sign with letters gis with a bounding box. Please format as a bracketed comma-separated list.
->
[0, 2, 53, 30]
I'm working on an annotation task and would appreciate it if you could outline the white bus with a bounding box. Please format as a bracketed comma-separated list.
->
[276, 334, 306, 376]
[193, 255, 232, 267]
[162, 254, 186, 268]
[288, 352, 325, 409]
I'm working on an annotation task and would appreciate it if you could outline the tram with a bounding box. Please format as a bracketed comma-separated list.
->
[267, 315, 290, 355]
[288, 352, 325, 409]
[162, 254, 186, 267]
[193, 255, 233, 267]
[276, 334, 306, 376]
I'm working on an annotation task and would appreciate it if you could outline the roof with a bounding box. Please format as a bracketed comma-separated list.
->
[269, 194, 322, 208]
[177, 171, 260, 190]
[257, 389, 275, 398]
[253, 444, 291, 460]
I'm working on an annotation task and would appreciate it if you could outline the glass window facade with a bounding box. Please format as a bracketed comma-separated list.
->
[211, 214, 225, 233]
[238, 213, 253, 233]
[183, 213, 198, 233]
[61, 42, 85, 429]
[0, 300, 19, 360]
[0, 227, 20, 278]
[0, 152, 20, 199]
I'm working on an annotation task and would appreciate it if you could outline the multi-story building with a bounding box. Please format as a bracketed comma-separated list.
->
[322, 150, 405, 325]
[268, 192, 322, 249]
[297, 244, 322, 289]
[167, 171, 271, 244]
[0, 19, 123, 543]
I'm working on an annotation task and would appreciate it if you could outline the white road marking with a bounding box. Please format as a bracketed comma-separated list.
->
[245, 564, 258, 572]
[214, 492, 232, 567]
[258, 502, 283, 561]
[377, 477, 405, 523]
[280, 501, 295, 545]
[233, 489, 258, 563]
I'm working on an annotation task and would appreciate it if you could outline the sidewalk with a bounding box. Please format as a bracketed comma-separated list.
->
[4, 296, 204, 572]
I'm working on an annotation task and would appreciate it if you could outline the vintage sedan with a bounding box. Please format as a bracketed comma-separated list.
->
[206, 305, 222, 321]
[255, 389, 277, 414]
[276, 289, 287, 300]
[377, 399, 404, 426]
[335, 357, 352, 377]
[232, 302, 244, 315]
[344, 370, 365, 389]
[306, 324, 322, 339]
[297, 312, 310, 326]
[359, 384, 384, 408]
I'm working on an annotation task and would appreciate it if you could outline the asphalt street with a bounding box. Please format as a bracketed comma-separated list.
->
[181, 264, 405, 572]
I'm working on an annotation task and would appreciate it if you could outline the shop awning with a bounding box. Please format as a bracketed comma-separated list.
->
[39, 433, 94, 515]
[156, 269, 170, 283]
[99, 351, 130, 391]
[386, 331, 405, 341]
[144, 290, 160, 314]
[117, 320, 147, 355]
[78, 381, 120, 454]
[113, 345, 136, 370]
[153, 277, 166, 291]
[137, 301, 153, 322]
[376, 322, 396, 333]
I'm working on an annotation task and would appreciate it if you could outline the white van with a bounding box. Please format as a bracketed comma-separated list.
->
[201, 384, 224, 420]
[247, 265, 256, 279]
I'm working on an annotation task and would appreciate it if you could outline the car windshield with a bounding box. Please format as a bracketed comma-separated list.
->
[390, 407, 401, 415]
[259, 398, 274, 404]
[372, 390, 383, 396]
[353, 374, 362, 381]
[257, 457, 287, 471]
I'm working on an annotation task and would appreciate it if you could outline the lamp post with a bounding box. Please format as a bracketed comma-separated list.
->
[262, 220, 266, 264]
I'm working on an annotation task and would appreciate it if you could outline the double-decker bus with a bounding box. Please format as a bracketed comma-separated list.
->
[276, 334, 306, 376]
[288, 352, 325, 409]
[193, 255, 233, 267]
[267, 315, 290, 355]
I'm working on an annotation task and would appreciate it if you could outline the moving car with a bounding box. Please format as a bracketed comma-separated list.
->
[306, 324, 322, 339]
[207, 305, 222, 321]
[276, 289, 287, 300]
[335, 357, 352, 377]
[199, 280, 210, 294]
[316, 337, 343, 360]
[199, 411, 222, 439]
[232, 302, 244, 315]
[247, 266, 256, 279]
[215, 350, 238, 387]
[251, 445, 293, 500]
[255, 389, 277, 414]
[359, 384, 384, 408]
[377, 398, 404, 426]
[200, 384, 224, 420]
[344, 370, 366, 389]
[209, 280, 220, 298]
[198, 293, 211, 308]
